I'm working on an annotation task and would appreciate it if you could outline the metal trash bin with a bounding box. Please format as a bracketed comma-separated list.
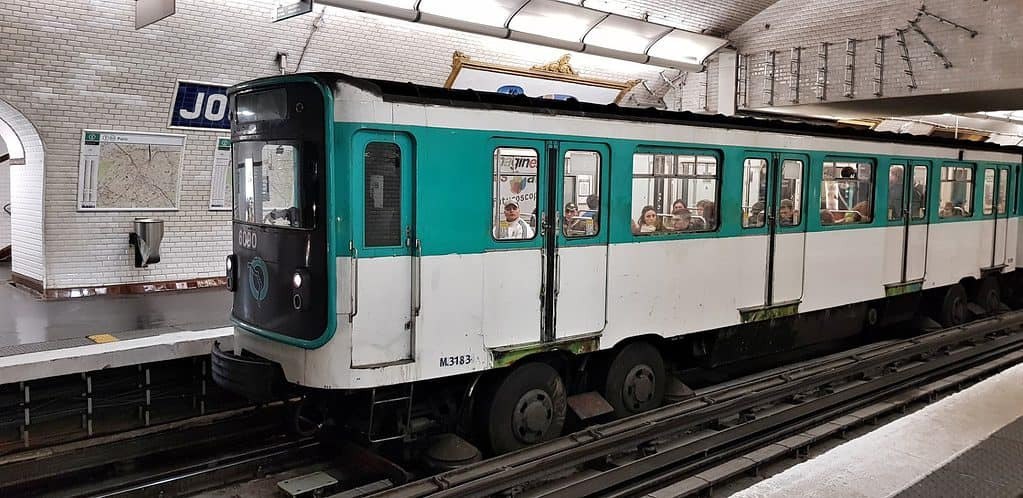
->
[129, 218, 164, 267]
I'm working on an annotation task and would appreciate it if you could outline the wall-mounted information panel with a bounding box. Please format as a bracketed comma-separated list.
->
[77, 130, 186, 211]
[209, 137, 232, 210]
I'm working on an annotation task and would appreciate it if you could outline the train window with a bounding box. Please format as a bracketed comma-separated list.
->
[939, 165, 973, 218]
[779, 159, 803, 226]
[234, 142, 309, 228]
[364, 142, 402, 247]
[493, 147, 538, 241]
[741, 158, 767, 228]
[888, 164, 906, 221]
[999, 169, 1008, 214]
[631, 152, 718, 235]
[820, 160, 874, 225]
[562, 150, 601, 238]
[983, 169, 995, 215]
[911, 166, 928, 220]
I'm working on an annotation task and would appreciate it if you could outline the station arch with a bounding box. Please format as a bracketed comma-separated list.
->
[0, 99, 46, 288]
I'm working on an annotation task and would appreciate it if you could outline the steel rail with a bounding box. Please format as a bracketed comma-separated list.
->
[579, 336, 1023, 498]
[87, 439, 322, 498]
[374, 311, 1023, 498]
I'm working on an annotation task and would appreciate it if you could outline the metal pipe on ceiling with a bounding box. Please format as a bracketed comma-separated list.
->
[317, 0, 718, 71]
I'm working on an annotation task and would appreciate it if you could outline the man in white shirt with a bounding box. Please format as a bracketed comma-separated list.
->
[494, 201, 535, 239]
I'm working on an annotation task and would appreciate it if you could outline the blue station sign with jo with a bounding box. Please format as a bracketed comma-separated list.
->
[169, 81, 231, 130]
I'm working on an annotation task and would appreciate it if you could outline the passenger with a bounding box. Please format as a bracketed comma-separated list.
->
[820, 209, 835, 225]
[633, 205, 660, 234]
[494, 201, 534, 239]
[563, 203, 586, 235]
[841, 166, 856, 178]
[852, 201, 872, 223]
[749, 200, 766, 226]
[888, 167, 904, 219]
[940, 201, 956, 218]
[672, 199, 687, 212]
[580, 195, 600, 228]
[779, 199, 796, 226]
[700, 201, 716, 229]
[666, 208, 692, 231]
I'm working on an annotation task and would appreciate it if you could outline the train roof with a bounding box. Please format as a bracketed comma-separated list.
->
[261, 72, 1023, 158]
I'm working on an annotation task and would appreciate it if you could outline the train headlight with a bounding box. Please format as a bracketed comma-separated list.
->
[292, 268, 310, 311]
[226, 255, 237, 292]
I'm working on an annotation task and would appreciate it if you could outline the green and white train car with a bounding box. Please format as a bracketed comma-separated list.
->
[213, 73, 1023, 453]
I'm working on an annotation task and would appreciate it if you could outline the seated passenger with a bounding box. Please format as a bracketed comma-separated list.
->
[700, 201, 717, 229]
[750, 200, 766, 226]
[665, 208, 692, 232]
[672, 199, 687, 212]
[779, 199, 796, 226]
[494, 201, 535, 239]
[820, 208, 835, 225]
[563, 203, 587, 235]
[581, 195, 600, 218]
[633, 205, 660, 234]
[939, 201, 955, 218]
[852, 201, 872, 223]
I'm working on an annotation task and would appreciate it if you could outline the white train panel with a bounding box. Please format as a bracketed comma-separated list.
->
[881, 225, 904, 285]
[351, 256, 413, 366]
[801, 228, 887, 313]
[555, 245, 608, 339]
[907, 225, 929, 281]
[482, 249, 543, 348]
[602, 235, 769, 346]
[924, 222, 986, 289]
[772, 232, 806, 303]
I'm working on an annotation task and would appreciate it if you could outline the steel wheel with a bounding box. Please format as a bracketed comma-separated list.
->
[480, 362, 566, 454]
[603, 342, 665, 419]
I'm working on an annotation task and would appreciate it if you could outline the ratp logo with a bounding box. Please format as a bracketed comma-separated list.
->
[248, 257, 269, 302]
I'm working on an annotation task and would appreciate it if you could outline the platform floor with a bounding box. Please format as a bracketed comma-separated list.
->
[0, 263, 232, 355]
[895, 415, 1023, 498]
[731, 361, 1023, 498]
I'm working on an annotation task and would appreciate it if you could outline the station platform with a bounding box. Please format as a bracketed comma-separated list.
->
[731, 361, 1023, 498]
[0, 264, 233, 383]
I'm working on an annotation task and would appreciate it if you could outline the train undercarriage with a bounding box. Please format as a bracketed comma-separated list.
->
[214, 273, 1017, 466]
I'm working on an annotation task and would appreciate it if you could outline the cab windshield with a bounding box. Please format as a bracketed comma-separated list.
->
[233, 141, 309, 228]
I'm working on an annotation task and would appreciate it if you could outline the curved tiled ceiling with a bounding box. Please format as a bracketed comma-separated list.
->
[319, 0, 777, 69]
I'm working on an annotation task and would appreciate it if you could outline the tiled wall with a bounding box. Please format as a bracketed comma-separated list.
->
[0, 0, 715, 291]
[727, 0, 1023, 111]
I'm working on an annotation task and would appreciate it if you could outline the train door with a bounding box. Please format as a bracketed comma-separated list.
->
[552, 142, 610, 340]
[350, 131, 414, 367]
[889, 162, 931, 282]
[990, 165, 1012, 267]
[767, 153, 809, 305]
[484, 139, 548, 347]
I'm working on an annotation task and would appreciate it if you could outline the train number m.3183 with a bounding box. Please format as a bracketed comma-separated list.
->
[440, 355, 472, 367]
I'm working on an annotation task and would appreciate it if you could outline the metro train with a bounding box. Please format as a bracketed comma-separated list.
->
[212, 72, 1023, 454]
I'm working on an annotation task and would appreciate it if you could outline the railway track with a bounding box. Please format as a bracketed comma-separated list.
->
[373, 310, 1023, 498]
[6, 311, 1023, 497]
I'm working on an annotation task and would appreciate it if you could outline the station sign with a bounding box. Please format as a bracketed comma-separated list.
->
[168, 81, 231, 131]
[274, 0, 313, 22]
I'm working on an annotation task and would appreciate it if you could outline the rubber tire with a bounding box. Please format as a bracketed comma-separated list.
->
[603, 342, 666, 419]
[938, 284, 968, 327]
[973, 277, 1001, 314]
[480, 362, 566, 455]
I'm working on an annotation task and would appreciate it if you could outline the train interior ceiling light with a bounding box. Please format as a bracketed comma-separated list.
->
[319, 0, 729, 70]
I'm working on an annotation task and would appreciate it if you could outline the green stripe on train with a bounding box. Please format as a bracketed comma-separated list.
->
[329, 122, 1021, 258]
